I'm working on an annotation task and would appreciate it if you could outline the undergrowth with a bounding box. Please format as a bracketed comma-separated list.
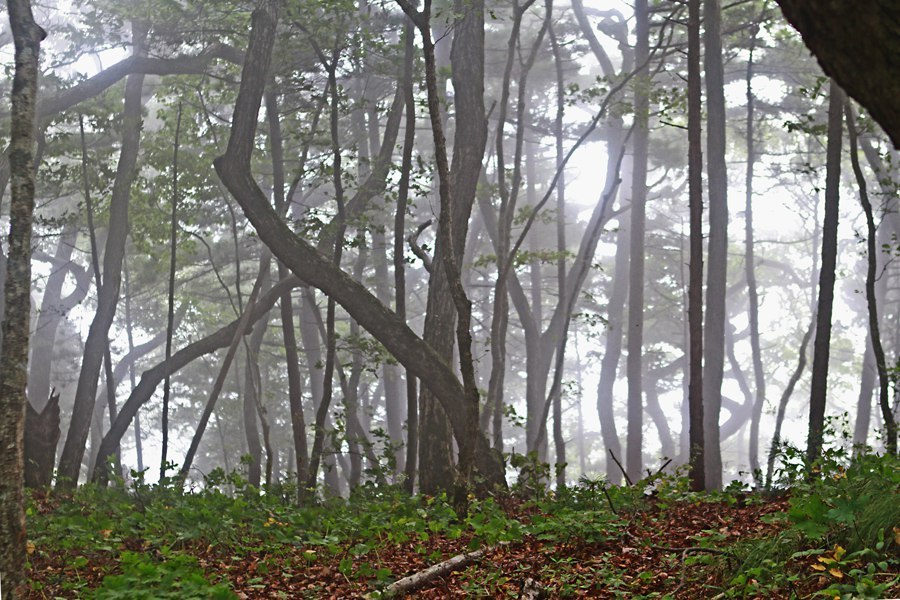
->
[24, 445, 899, 599]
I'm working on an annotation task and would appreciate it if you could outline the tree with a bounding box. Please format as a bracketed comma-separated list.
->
[211, 0, 505, 492]
[57, 24, 148, 489]
[625, 0, 649, 483]
[775, 0, 900, 147]
[686, 0, 705, 493]
[702, 0, 728, 490]
[0, 0, 44, 595]
[806, 80, 845, 467]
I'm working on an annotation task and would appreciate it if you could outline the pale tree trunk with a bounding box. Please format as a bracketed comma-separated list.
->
[548, 16, 566, 485]
[58, 24, 146, 488]
[807, 81, 845, 467]
[122, 258, 144, 472]
[0, 0, 43, 594]
[853, 335, 875, 451]
[27, 221, 78, 410]
[625, 0, 649, 483]
[596, 206, 628, 485]
[687, 0, 705, 492]
[702, 0, 727, 490]
[744, 31, 767, 484]
[486, 0, 549, 463]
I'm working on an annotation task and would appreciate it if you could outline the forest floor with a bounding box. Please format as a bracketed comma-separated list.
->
[23, 454, 900, 599]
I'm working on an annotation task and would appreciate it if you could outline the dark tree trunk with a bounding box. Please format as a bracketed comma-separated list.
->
[24, 391, 59, 489]
[409, 0, 489, 495]
[687, 0, 705, 492]
[215, 0, 504, 493]
[806, 81, 845, 467]
[845, 102, 897, 454]
[774, 0, 900, 147]
[0, 0, 43, 593]
[396, 21, 418, 493]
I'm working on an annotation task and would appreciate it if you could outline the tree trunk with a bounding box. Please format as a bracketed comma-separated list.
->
[625, 0, 649, 483]
[160, 102, 183, 481]
[93, 275, 300, 482]
[774, 0, 900, 147]
[686, 0, 705, 492]
[396, 21, 418, 493]
[806, 81, 845, 467]
[0, 0, 43, 593]
[744, 32, 767, 484]
[702, 0, 728, 490]
[215, 0, 505, 493]
[411, 0, 490, 495]
[845, 101, 897, 454]
[58, 25, 146, 489]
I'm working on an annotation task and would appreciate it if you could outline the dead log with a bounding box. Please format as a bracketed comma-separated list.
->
[375, 546, 492, 598]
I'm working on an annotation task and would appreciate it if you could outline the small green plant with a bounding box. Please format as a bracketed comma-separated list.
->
[94, 551, 236, 599]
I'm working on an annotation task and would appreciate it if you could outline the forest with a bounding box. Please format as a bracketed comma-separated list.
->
[0, 0, 898, 597]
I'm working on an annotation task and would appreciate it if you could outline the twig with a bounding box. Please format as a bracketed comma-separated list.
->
[608, 450, 633, 486]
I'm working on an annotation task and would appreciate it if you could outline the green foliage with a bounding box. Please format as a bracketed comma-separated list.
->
[94, 551, 236, 599]
[725, 450, 900, 598]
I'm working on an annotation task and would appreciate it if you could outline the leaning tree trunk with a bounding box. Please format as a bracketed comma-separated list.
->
[0, 0, 43, 595]
[214, 0, 505, 493]
[57, 25, 147, 489]
[806, 81, 845, 467]
[774, 0, 900, 148]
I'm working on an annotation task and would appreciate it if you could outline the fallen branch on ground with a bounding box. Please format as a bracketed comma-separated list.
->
[373, 545, 494, 598]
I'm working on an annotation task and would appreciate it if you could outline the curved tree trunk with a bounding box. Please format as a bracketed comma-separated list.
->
[58, 25, 147, 489]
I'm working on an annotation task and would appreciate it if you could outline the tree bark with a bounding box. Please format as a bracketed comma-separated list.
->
[744, 31, 767, 484]
[0, 0, 43, 594]
[806, 81, 845, 467]
[774, 0, 900, 147]
[687, 0, 705, 492]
